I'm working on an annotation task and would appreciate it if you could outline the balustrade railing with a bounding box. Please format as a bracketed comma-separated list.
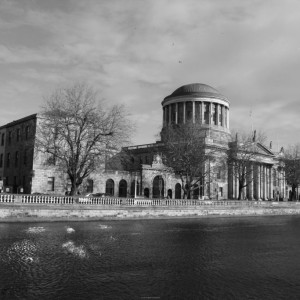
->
[0, 193, 299, 208]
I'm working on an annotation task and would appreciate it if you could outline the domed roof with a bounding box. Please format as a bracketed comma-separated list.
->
[163, 83, 228, 103]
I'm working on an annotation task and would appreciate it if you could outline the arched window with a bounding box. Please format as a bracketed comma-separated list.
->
[119, 179, 127, 197]
[175, 183, 181, 199]
[105, 179, 114, 196]
[167, 189, 172, 199]
[152, 176, 164, 198]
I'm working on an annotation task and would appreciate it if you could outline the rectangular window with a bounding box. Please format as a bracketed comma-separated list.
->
[47, 177, 55, 191]
[1, 133, 4, 146]
[25, 126, 29, 140]
[17, 128, 20, 142]
[212, 104, 217, 125]
[219, 187, 223, 197]
[86, 179, 94, 193]
[204, 103, 210, 124]
[0, 153, 3, 168]
[8, 131, 12, 145]
[177, 102, 183, 124]
[24, 149, 27, 165]
[6, 153, 10, 167]
[15, 151, 19, 167]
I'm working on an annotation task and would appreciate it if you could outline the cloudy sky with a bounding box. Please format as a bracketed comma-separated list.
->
[1, 0, 300, 150]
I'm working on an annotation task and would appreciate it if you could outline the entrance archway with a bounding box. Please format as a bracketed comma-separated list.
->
[175, 183, 181, 199]
[152, 175, 164, 198]
[118, 179, 127, 197]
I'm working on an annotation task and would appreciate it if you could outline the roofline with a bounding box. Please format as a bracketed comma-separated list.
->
[0, 113, 37, 129]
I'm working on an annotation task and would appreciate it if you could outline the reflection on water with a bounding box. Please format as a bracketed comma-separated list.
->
[0, 216, 300, 299]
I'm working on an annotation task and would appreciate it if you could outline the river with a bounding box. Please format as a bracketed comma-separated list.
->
[0, 216, 300, 299]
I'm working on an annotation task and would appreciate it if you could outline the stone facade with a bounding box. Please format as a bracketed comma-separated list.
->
[0, 83, 287, 200]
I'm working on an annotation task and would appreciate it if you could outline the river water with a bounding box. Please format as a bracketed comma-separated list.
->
[0, 216, 300, 299]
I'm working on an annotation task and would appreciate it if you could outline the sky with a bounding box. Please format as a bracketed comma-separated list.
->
[1, 0, 300, 151]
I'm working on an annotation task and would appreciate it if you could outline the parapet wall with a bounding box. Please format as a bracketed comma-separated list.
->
[1, 194, 300, 221]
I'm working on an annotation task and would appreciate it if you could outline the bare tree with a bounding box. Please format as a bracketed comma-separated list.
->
[227, 130, 267, 200]
[161, 122, 221, 199]
[35, 83, 132, 195]
[282, 144, 300, 200]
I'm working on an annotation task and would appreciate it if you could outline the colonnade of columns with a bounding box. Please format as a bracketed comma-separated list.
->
[231, 164, 286, 200]
[163, 101, 229, 129]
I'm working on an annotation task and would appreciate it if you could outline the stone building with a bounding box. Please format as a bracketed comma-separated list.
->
[0, 83, 287, 199]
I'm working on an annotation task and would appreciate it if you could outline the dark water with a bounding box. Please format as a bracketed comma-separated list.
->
[0, 217, 300, 300]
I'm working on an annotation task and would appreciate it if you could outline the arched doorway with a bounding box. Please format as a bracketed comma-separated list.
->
[167, 189, 172, 199]
[152, 175, 164, 198]
[105, 179, 114, 196]
[130, 180, 140, 197]
[118, 179, 127, 197]
[175, 183, 181, 199]
[144, 188, 149, 198]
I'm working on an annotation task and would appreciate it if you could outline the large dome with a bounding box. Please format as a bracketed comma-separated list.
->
[163, 83, 228, 103]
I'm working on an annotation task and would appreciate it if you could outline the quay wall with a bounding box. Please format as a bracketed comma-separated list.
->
[1, 194, 300, 221]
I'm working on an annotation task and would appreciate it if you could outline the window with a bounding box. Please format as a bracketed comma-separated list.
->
[204, 103, 210, 124]
[1, 134, 4, 146]
[16, 128, 20, 142]
[8, 131, 12, 145]
[219, 187, 223, 197]
[25, 126, 29, 140]
[0, 154, 3, 168]
[47, 177, 55, 191]
[86, 179, 94, 193]
[6, 153, 10, 167]
[24, 149, 28, 165]
[15, 151, 19, 167]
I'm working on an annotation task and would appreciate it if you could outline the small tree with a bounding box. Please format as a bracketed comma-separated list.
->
[35, 83, 132, 195]
[282, 144, 300, 200]
[227, 130, 266, 200]
[161, 123, 220, 199]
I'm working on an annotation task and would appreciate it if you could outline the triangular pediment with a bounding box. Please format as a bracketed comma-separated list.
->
[255, 142, 275, 156]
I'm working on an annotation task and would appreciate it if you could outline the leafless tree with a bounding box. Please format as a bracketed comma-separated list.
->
[227, 130, 267, 200]
[161, 122, 221, 199]
[35, 83, 132, 195]
[282, 144, 300, 200]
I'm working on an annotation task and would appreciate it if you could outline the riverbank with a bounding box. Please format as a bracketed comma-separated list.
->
[1, 201, 300, 222]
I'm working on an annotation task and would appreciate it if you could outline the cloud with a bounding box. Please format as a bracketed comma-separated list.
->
[0, 0, 300, 148]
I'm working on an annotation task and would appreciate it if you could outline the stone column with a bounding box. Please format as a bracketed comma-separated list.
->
[257, 164, 261, 200]
[199, 102, 203, 124]
[216, 104, 219, 126]
[183, 102, 186, 124]
[260, 166, 263, 199]
[192, 101, 195, 124]
[235, 172, 239, 199]
[264, 165, 267, 200]
[282, 170, 286, 198]
[168, 104, 171, 125]
[269, 167, 273, 200]
[175, 103, 178, 124]
[209, 102, 212, 125]
[249, 164, 254, 200]
[227, 108, 230, 128]
[201, 102, 205, 124]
